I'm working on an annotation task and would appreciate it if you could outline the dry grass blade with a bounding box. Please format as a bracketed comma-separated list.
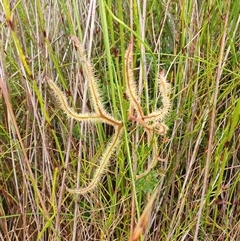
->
[129, 188, 159, 241]
[0, 78, 49, 219]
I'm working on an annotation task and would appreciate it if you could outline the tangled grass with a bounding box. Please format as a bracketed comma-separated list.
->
[0, 0, 239, 240]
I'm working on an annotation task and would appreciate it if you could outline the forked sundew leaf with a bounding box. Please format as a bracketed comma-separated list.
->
[47, 36, 171, 194]
[46, 36, 123, 194]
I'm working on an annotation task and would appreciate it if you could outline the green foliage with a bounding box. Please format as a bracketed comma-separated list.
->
[136, 170, 159, 193]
